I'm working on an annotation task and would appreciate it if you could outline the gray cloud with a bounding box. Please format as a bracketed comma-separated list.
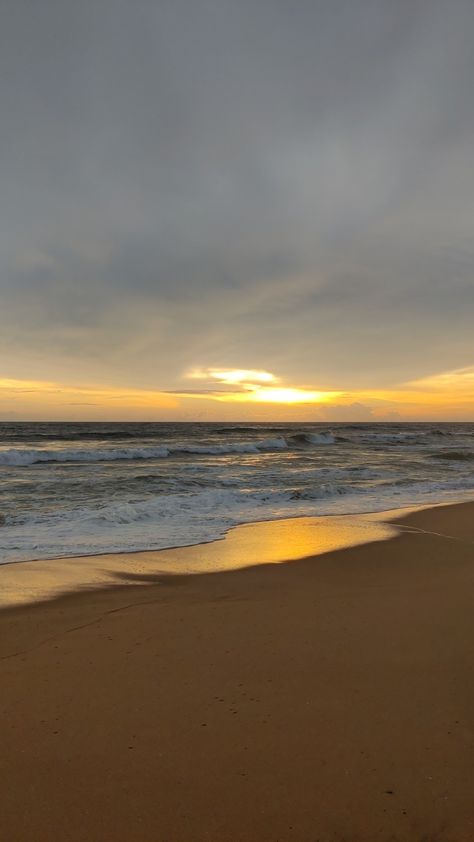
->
[1, 0, 473, 394]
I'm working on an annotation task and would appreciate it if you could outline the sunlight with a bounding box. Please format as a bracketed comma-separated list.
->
[187, 368, 277, 385]
[245, 387, 340, 404]
[3, 367, 473, 420]
[183, 367, 341, 404]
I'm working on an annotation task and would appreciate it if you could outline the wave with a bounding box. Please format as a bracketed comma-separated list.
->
[286, 431, 335, 446]
[170, 437, 288, 455]
[9, 425, 471, 466]
[2, 475, 473, 564]
[0, 437, 290, 466]
[290, 483, 359, 500]
[0, 430, 152, 442]
[431, 450, 474, 461]
[353, 428, 466, 445]
[0, 445, 171, 466]
[359, 432, 425, 443]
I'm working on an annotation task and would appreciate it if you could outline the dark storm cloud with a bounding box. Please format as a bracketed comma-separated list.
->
[1, 0, 473, 389]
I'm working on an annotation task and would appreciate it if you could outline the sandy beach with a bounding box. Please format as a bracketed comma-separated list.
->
[1, 501, 474, 842]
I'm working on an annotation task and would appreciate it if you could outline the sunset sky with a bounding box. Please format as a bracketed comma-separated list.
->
[1, 1, 473, 421]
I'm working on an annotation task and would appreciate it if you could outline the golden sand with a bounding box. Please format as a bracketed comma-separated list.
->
[1, 502, 473, 841]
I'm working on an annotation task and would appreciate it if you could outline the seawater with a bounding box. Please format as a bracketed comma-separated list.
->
[0, 421, 472, 563]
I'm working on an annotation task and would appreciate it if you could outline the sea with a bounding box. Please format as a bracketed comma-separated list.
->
[0, 421, 472, 564]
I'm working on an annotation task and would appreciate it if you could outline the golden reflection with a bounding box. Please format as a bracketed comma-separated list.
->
[172, 515, 396, 570]
[0, 515, 397, 608]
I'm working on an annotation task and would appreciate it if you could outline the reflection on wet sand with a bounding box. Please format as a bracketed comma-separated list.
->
[0, 511, 403, 608]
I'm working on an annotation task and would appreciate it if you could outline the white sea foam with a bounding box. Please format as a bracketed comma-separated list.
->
[0, 421, 472, 564]
[1, 477, 473, 564]
[0, 436, 290, 466]
[0, 446, 171, 466]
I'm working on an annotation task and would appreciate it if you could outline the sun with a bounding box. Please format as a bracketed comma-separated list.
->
[184, 368, 340, 404]
[247, 387, 337, 404]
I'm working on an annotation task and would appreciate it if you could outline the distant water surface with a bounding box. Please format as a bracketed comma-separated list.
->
[0, 421, 472, 563]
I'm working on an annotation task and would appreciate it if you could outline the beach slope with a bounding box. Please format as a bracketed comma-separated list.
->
[1, 502, 473, 842]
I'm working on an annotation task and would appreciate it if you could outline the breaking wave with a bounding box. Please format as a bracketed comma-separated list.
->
[0, 445, 171, 466]
[286, 431, 335, 446]
[0, 420, 472, 564]
[0, 433, 338, 466]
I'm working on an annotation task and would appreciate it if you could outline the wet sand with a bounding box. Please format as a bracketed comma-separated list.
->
[1, 502, 473, 841]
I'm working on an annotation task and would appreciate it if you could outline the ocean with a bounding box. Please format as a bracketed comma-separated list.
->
[0, 421, 472, 564]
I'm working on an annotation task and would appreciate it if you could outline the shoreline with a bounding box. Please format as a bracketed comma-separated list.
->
[0, 496, 463, 566]
[0, 497, 471, 609]
[1, 501, 474, 841]
[3, 490, 473, 567]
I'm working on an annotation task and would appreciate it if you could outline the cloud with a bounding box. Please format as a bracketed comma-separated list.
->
[0, 1, 473, 414]
[406, 366, 474, 392]
[187, 368, 277, 385]
[179, 367, 341, 404]
[319, 402, 375, 421]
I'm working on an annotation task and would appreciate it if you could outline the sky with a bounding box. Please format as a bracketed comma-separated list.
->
[1, 0, 473, 421]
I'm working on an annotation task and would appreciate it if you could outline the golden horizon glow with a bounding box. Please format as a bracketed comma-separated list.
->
[224, 387, 341, 404]
[406, 366, 474, 392]
[0, 365, 473, 420]
[183, 368, 341, 404]
[0, 377, 179, 420]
